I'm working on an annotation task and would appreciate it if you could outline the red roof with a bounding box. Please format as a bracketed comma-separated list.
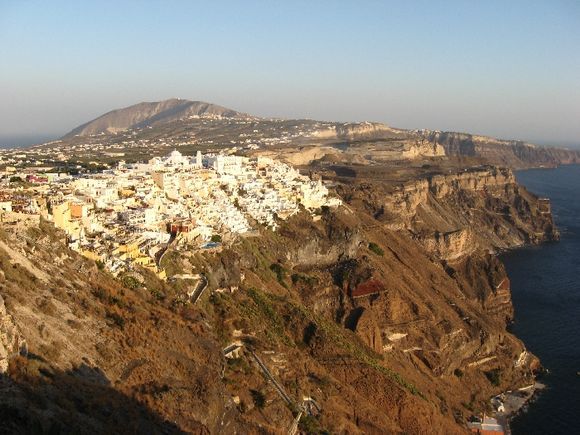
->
[350, 279, 385, 298]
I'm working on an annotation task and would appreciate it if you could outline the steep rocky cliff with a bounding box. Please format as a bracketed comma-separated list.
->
[336, 166, 556, 328]
[423, 130, 580, 168]
[365, 166, 557, 251]
[311, 121, 405, 141]
[0, 165, 555, 434]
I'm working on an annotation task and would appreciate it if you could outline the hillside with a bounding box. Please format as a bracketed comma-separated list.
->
[0, 164, 556, 433]
[62, 99, 252, 138]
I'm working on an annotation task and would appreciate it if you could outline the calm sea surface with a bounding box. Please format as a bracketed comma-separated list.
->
[501, 165, 580, 435]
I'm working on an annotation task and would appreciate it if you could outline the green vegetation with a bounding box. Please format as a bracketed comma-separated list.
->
[368, 242, 384, 256]
[242, 288, 294, 347]
[462, 401, 475, 412]
[210, 234, 222, 243]
[454, 368, 464, 378]
[299, 414, 328, 435]
[121, 274, 140, 289]
[289, 302, 425, 398]
[484, 369, 501, 386]
[239, 238, 270, 271]
[226, 284, 423, 398]
[291, 273, 318, 287]
[149, 288, 165, 301]
[219, 280, 423, 399]
[269, 263, 286, 286]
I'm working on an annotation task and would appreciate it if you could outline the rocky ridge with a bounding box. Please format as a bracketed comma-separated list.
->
[422, 130, 580, 168]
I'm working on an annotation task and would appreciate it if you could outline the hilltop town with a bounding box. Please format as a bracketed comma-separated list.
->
[0, 149, 340, 279]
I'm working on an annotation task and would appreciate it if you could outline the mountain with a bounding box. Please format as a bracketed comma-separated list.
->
[62, 99, 252, 138]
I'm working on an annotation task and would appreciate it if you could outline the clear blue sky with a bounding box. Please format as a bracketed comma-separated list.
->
[1, 0, 579, 146]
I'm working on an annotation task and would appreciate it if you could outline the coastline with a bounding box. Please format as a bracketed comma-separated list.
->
[495, 382, 546, 434]
[490, 166, 560, 433]
[495, 164, 580, 434]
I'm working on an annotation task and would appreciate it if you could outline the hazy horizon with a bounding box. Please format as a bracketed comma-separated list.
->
[1, 114, 579, 151]
[1, 1, 579, 147]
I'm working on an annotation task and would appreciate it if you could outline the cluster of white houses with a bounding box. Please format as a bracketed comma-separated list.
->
[1, 151, 340, 279]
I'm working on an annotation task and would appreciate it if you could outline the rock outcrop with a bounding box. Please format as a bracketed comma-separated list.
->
[374, 166, 557, 253]
[0, 294, 26, 373]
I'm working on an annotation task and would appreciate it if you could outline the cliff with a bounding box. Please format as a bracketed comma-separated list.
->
[423, 130, 580, 168]
[0, 165, 554, 434]
[371, 166, 557, 251]
[332, 165, 555, 373]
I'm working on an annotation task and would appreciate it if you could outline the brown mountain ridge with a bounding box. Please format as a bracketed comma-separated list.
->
[62, 99, 252, 138]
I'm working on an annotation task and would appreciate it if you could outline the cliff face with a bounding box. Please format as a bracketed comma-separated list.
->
[424, 130, 580, 168]
[201, 165, 550, 432]
[0, 165, 554, 434]
[326, 121, 404, 140]
[374, 166, 557, 252]
[334, 165, 555, 364]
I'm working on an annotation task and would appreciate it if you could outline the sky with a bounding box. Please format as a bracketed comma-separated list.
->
[1, 0, 579, 147]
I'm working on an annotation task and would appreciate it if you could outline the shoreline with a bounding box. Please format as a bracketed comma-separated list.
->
[494, 381, 546, 434]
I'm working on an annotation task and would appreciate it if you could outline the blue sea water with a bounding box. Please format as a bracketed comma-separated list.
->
[0, 135, 55, 149]
[501, 165, 580, 435]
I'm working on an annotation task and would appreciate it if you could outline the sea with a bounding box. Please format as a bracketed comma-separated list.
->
[0, 135, 55, 149]
[501, 165, 580, 435]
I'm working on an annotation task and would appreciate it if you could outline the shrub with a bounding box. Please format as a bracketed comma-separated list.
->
[368, 242, 384, 256]
[454, 368, 464, 378]
[150, 288, 165, 300]
[250, 389, 266, 409]
[484, 369, 501, 386]
[210, 234, 222, 243]
[299, 414, 325, 434]
[121, 275, 140, 289]
[106, 310, 125, 329]
[291, 273, 318, 287]
[37, 298, 58, 317]
[92, 286, 107, 301]
[270, 263, 286, 285]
